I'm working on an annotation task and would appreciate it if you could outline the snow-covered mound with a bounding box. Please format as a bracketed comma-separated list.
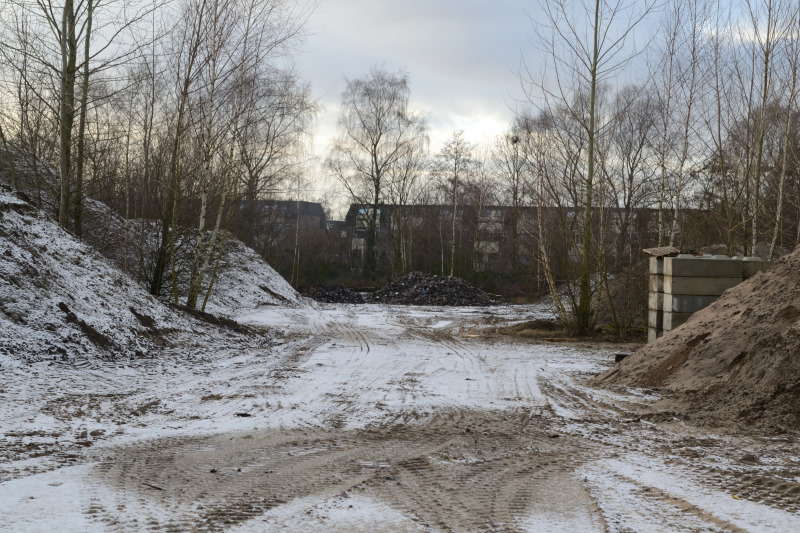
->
[202, 237, 303, 318]
[78, 197, 303, 319]
[0, 188, 197, 362]
[596, 246, 800, 430]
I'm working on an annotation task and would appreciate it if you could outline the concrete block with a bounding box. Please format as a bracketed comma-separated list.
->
[649, 274, 663, 293]
[663, 276, 741, 296]
[664, 256, 742, 278]
[664, 294, 718, 313]
[648, 292, 664, 311]
[649, 257, 664, 275]
[648, 309, 663, 330]
[663, 311, 693, 331]
[742, 257, 773, 279]
[648, 327, 662, 342]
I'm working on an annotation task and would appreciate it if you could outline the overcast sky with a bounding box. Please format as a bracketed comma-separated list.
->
[296, 0, 539, 161]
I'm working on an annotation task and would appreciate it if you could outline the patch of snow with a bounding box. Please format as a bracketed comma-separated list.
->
[0, 465, 99, 532]
[581, 455, 800, 532]
[229, 493, 428, 532]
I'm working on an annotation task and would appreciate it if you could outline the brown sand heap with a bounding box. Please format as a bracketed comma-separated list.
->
[596, 246, 800, 431]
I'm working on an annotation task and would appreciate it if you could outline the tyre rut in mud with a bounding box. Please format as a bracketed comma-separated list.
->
[96, 409, 599, 531]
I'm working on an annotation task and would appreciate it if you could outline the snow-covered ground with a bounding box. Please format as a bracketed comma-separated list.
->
[3, 187, 800, 531]
[2, 302, 800, 532]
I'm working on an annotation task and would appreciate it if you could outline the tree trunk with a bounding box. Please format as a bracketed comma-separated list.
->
[0, 123, 19, 190]
[151, 2, 205, 297]
[770, 32, 798, 259]
[58, 0, 78, 228]
[73, 0, 93, 238]
[576, 0, 601, 335]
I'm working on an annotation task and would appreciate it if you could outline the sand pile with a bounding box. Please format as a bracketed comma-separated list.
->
[596, 246, 800, 431]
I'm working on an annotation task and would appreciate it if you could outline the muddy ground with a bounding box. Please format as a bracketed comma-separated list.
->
[2, 304, 800, 532]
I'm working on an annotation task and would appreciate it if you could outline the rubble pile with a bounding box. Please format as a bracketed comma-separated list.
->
[302, 285, 366, 304]
[371, 271, 495, 306]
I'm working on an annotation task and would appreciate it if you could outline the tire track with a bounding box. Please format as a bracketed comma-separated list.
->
[330, 322, 370, 354]
[93, 410, 600, 531]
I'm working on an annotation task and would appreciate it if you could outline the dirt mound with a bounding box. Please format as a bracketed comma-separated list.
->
[76, 198, 301, 318]
[200, 237, 302, 317]
[372, 271, 495, 306]
[596, 246, 800, 431]
[302, 285, 366, 304]
[0, 187, 252, 363]
[1, 153, 301, 319]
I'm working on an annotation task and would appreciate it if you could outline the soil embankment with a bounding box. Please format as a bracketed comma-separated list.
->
[597, 246, 800, 431]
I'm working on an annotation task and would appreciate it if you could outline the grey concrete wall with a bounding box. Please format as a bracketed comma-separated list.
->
[664, 294, 718, 313]
[663, 276, 741, 295]
[648, 257, 664, 342]
[647, 254, 772, 341]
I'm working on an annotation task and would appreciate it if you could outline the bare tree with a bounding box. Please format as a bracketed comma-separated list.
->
[492, 123, 530, 266]
[774, 3, 800, 256]
[327, 67, 427, 280]
[701, 0, 744, 254]
[0, 0, 153, 231]
[603, 85, 658, 265]
[524, 0, 656, 333]
[737, 0, 788, 254]
[0, 118, 19, 190]
[650, 0, 684, 245]
[384, 131, 429, 276]
[436, 130, 475, 277]
[465, 144, 499, 273]
[150, 0, 209, 299]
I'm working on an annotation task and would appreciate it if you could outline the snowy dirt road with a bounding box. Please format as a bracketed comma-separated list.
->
[2, 304, 800, 532]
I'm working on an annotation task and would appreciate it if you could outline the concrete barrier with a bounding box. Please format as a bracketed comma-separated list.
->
[664, 294, 718, 313]
[648, 274, 664, 292]
[648, 257, 665, 340]
[743, 257, 773, 279]
[663, 276, 742, 295]
[663, 256, 743, 278]
[648, 292, 664, 311]
[663, 311, 693, 330]
[647, 253, 773, 340]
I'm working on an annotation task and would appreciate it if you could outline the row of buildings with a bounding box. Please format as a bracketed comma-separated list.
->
[251, 199, 708, 284]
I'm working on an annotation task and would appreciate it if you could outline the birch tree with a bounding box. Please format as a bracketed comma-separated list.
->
[384, 133, 429, 275]
[150, 0, 208, 298]
[524, 0, 656, 333]
[436, 130, 475, 277]
[327, 68, 427, 280]
[737, 0, 787, 254]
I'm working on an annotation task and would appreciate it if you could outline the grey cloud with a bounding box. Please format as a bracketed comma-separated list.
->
[299, 0, 540, 151]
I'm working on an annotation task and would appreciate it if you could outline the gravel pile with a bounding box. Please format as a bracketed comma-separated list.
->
[371, 271, 495, 306]
[302, 286, 366, 304]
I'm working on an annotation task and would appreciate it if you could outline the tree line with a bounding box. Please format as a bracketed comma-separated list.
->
[321, 0, 800, 334]
[0, 0, 315, 310]
[2, 0, 799, 334]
